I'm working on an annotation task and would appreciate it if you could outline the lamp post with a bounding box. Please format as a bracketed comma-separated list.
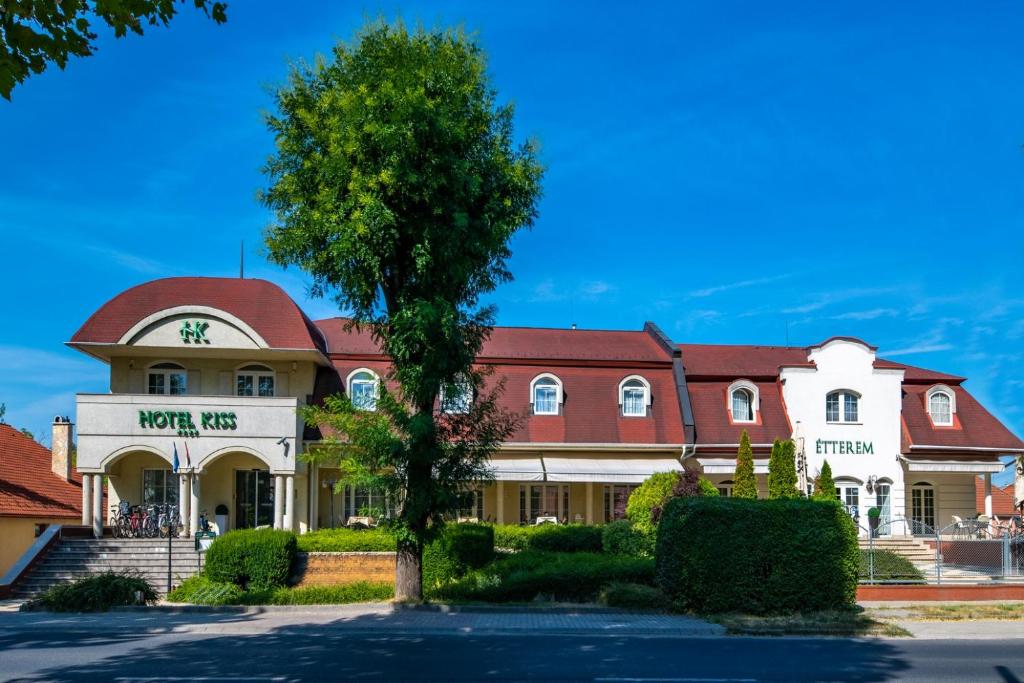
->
[321, 478, 338, 528]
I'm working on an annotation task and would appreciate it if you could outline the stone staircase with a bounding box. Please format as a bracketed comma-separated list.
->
[13, 537, 203, 598]
[859, 536, 937, 565]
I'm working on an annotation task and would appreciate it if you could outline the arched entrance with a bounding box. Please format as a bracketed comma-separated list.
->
[199, 449, 275, 533]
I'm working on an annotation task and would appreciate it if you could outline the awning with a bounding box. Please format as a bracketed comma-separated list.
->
[542, 457, 683, 484]
[903, 459, 1007, 474]
[697, 458, 770, 475]
[486, 458, 545, 481]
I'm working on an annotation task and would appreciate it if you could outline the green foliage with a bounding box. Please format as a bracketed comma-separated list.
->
[867, 507, 881, 520]
[768, 439, 800, 499]
[26, 572, 157, 612]
[491, 524, 603, 553]
[813, 460, 837, 500]
[733, 430, 758, 499]
[240, 582, 394, 605]
[601, 520, 648, 556]
[297, 527, 396, 552]
[626, 472, 681, 538]
[167, 575, 243, 606]
[859, 549, 925, 583]
[698, 478, 721, 497]
[0, 1, 227, 100]
[599, 582, 667, 610]
[436, 551, 655, 603]
[655, 497, 859, 614]
[204, 528, 297, 591]
[422, 524, 495, 591]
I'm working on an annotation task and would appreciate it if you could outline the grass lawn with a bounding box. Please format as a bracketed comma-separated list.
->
[709, 611, 912, 637]
[868, 603, 1024, 621]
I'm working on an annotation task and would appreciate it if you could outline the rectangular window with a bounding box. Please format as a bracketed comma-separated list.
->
[168, 373, 187, 395]
[520, 484, 569, 524]
[826, 393, 840, 422]
[534, 386, 558, 415]
[455, 489, 484, 521]
[841, 486, 859, 519]
[258, 375, 275, 397]
[143, 469, 179, 506]
[148, 373, 165, 395]
[237, 375, 254, 396]
[844, 395, 858, 423]
[351, 381, 377, 411]
[716, 486, 732, 497]
[622, 388, 646, 416]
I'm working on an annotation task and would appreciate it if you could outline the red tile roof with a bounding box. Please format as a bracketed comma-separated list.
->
[687, 381, 792, 448]
[975, 477, 1020, 517]
[0, 425, 82, 519]
[902, 385, 1024, 452]
[679, 344, 810, 379]
[71, 277, 326, 353]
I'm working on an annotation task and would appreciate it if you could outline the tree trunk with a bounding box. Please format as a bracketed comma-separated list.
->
[395, 539, 423, 602]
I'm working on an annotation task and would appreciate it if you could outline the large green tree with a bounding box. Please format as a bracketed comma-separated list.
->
[733, 429, 758, 499]
[0, 1, 227, 100]
[262, 21, 543, 600]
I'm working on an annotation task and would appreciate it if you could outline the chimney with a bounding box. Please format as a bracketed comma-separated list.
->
[51, 416, 73, 480]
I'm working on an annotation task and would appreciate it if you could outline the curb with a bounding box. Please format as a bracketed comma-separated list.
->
[104, 601, 630, 615]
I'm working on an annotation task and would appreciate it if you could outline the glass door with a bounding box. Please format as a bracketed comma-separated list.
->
[876, 484, 891, 533]
[911, 484, 935, 535]
[235, 470, 273, 529]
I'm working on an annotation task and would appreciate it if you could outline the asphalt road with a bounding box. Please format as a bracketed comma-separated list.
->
[1, 627, 1023, 682]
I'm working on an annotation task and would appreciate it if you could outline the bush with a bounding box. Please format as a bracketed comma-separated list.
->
[205, 528, 298, 591]
[602, 520, 647, 556]
[491, 524, 603, 553]
[297, 527, 396, 552]
[241, 582, 394, 605]
[626, 472, 680, 538]
[423, 524, 495, 591]
[26, 572, 157, 612]
[168, 575, 243, 605]
[859, 549, 925, 583]
[656, 497, 858, 614]
[436, 551, 654, 603]
[599, 582, 667, 610]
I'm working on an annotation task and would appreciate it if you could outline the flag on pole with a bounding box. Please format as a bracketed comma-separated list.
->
[184, 441, 191, 469]
[172, 443, 180, 473]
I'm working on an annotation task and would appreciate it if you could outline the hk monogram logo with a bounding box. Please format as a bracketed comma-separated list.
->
[179, 320, 210, 344]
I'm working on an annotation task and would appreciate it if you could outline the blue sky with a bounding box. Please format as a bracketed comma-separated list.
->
[0, 1, 1021, 481]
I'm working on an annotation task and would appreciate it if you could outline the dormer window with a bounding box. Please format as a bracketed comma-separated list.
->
[826, 390, 860, 423]
[926, 385, 956, 426]
[148, 363, 187, 395]
[727, 380, 758, 423]
[236, 364, 275, 397]
[441, 378, 474, 414]
[618, 375, 651, 417]
[347, 369, 379, 411]
[530, 374, 563, 415]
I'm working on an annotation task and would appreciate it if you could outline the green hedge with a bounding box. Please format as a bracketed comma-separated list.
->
[599, 581, 667, 610]
[491, 524, 603, 553]
[168, 575, 244, 605]
[205, 528, 298, 591]
[656, 497, 858, 614]
[26, 572, 158, 612]
[602, 520, 648, 556]
[423, 524, 495, 591]
[169, 575, 392, 605]
[297, 527, 396, 552]
[859, 549, 926, 583]
[436, 550, 654, 603]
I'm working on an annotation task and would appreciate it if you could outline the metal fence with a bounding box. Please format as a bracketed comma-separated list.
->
[858, 515, 1024, 584]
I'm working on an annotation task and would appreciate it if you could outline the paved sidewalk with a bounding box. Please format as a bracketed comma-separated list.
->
[0, 602, 726, 637]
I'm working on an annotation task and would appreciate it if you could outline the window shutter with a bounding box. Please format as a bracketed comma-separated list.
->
[219, 371, 232, 396]
[128, 369, 144, 393]
[187, 370, 201, 395]
[275, 372, 289, 397]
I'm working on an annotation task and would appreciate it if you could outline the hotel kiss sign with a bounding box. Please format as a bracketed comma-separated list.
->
[138, 409, 238, 438]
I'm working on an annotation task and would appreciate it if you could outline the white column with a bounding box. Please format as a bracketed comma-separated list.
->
[189, 474, 200, 536]
[586, 482, 594, 525]
[985, 473, 994, 533]
[309, 464, 319, 532]
[274, 475, 284, 530]
[283, 475, 295, 531]
[81, 474, 92, 526]
[179, 474, 191, 537]
[496, 481, 505, 524]
[92, 474, 103, 538]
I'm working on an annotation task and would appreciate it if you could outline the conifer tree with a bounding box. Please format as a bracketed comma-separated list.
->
[778, 439, 800, 499]
[733, 429, 758, 499]
[812, 460, 837, 500]
[767, 438, 784, 499]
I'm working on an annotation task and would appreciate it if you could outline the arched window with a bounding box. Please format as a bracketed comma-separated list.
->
[926, 385, 955, 426]
[727, 380, 758, 423]
[618, 375, 651, 417]
[236, 364, 275, 397]
[347, 369, 379, 411]
[148, 362, 187, 395]
[717, 480, 734, 497]
[441, 377, 474, 414]
[530, 374, 563, 416]
[826, 390, 860, 423]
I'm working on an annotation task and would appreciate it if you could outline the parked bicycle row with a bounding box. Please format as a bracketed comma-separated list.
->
[110, 501, 183, 538]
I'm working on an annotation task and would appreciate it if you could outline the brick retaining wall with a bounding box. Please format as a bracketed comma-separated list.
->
[858, 584, 1024, 601]
[292, 552, 396, 587]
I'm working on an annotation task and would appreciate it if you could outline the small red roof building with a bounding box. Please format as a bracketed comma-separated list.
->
[0, 425, 82, 520]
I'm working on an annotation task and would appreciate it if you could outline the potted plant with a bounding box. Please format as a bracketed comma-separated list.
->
[867, 507, 881, 536]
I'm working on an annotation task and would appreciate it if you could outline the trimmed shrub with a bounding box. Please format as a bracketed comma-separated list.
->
[599, 582, 667, 610]
[296, 527, 395, 552]
[859, 549, 925, 583]
[813, 460, 837, 500]
[26, 572, 157, 612]
[168, 575, 243, 605]
[436, 551, 655, 603]
[241, 582, 395, 605]
[491, 524, 603, 553]
[656, 497, 858, 614]
[422, 524, 495, 591]
[602, 520, 647, 557]
[626, 472, 681, 538]
[205, 528, 298, 591]
[733, 429, 758, 499]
